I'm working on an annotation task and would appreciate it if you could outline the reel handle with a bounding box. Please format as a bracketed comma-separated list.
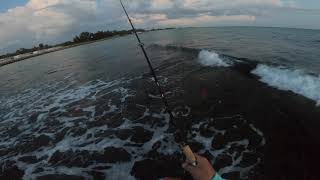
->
[182, 145, 197, 166]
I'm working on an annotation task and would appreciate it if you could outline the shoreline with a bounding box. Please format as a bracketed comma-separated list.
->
[0, 28, 176, 68]
[0, 36, 119, 67]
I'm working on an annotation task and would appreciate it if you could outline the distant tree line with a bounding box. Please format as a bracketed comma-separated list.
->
[0, 43, 52, 59]
[0, 28, 174, 59]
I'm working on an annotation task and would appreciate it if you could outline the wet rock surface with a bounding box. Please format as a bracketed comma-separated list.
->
[37, 174, 85, 180]
[1, 47, 320, 180]
[130, 126, 154, 144]
[0, 161, 24, 180]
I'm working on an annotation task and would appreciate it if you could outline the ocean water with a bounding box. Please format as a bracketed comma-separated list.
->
[0, 27, 320, 179]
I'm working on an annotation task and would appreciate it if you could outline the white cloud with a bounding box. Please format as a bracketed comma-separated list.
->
[0, 0, 319, 54]
[182, 0, 283, 10]
[151, 0, 174, 10]
[130, 13, 256, 27]
[0, 0, 97, 53]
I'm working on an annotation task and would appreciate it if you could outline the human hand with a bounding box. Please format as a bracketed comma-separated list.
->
[182, 154, 216, 180]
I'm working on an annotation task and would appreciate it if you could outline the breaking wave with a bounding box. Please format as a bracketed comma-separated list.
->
[252, 64, 320, 105]
[198, 50, 231, 67]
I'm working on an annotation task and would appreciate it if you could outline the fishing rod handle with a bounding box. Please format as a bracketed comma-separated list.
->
[182, 145, 197, 166]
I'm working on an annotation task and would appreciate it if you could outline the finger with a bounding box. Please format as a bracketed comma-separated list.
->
[182, 163, 194, 172]
[182, 162, 188, 169]
[194, 154, 204, 160]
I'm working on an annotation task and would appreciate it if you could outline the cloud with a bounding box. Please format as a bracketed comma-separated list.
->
[0, 0, 319, 54]
[0, 0, 97, 53]
[131, 13, 256, 27]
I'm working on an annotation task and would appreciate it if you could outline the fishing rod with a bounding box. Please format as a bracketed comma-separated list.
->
[119, 0, 197, 166]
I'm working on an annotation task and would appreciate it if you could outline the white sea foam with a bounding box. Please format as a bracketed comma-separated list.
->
[198, 50, 230, 67]
[252, 64, 320, 105]
[0, 73, 265, 179]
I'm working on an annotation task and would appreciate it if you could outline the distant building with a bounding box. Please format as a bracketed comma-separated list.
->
[13, 55, 21, 59]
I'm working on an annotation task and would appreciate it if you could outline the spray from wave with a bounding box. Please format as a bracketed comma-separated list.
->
[252, 64, 320, 105]
[198, 50, 231, 67]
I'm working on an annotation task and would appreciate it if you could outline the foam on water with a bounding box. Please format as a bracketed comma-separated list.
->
[252, 64, 320, 105]
[198, 50, 231, 67]
[0, 72, 265, 179]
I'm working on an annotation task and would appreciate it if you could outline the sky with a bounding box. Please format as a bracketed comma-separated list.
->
[0, 0, 320, 54]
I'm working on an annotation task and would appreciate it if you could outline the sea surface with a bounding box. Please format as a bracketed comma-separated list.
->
[0, 27, 320, 180]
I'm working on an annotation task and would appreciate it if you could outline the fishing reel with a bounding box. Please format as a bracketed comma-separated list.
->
[171, 105, 198, 167]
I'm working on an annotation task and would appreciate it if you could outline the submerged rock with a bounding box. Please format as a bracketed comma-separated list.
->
[37, 174, 84, 180]
[130, 126, 154, 144]
[86, 171, 105, 180]
[238, 152, 260, 168]
[0, 161, 24, 180]
[49, 150, 92, 167]
[222, 171, 240, 180]
[211, 133, 226, 150]
[214, 154, 233, 171]
[18, 155, 38, 164]
[136, 116, 166, 128]
[18, 134, 53, 154]
[131, 157, 185, 180]
[199, 122, 215, 138]
[102, 147, 131, 163]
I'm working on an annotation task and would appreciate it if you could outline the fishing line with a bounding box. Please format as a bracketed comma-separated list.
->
[119, 0, 197, 166]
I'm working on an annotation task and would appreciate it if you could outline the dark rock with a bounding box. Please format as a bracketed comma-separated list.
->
[214, 154, 233, 171]
[147, 141, 163, 158]
[248, 133, 263, 149]
[199, 122, 215, 138]
[49, 106, 60, 113]
[18, 134, 53, 154]
[130, 126, 153, 144]
[212, 116, 244, 130]
[136, 116, 166, 128]
[227, 144, 246, 160]
[37, 174, 84, 180]
[0, 161, 24, 180]
[93, 166, 112, 170]
[224, 128, 245, 142]
[49, 150, 92, 168]
[87, 171, 105, 180]
[69, 127, 87, 137]
[87, 113, 124, 129]
[7, 126, 21, 138]
[211, 133, 226, 150]
[131, 157, 184, 180]
[105, 113, 125, 128]
[33, 167, 44, 174]
[124, 143, 144, 147]
[188, 141, 204, 153]
[152, 141, 162, 150]
[0, 148, 9, 157]
[18, 156, 38, 163]
[94, 130, 114, 138]
[238, 152, 260, 168]
[87, 114, 124, 128]
[94, 101, 110, 117]
[100, 147, 131, 163]
[54, 127, 70, 143]
[222, 171, 241, 180]
[29, 112, 40, 123]
[61, 108, 91, 118]
[115, 129, 132, 140]
[35, 134, 52, 147]
[122, 104, 146, 120]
